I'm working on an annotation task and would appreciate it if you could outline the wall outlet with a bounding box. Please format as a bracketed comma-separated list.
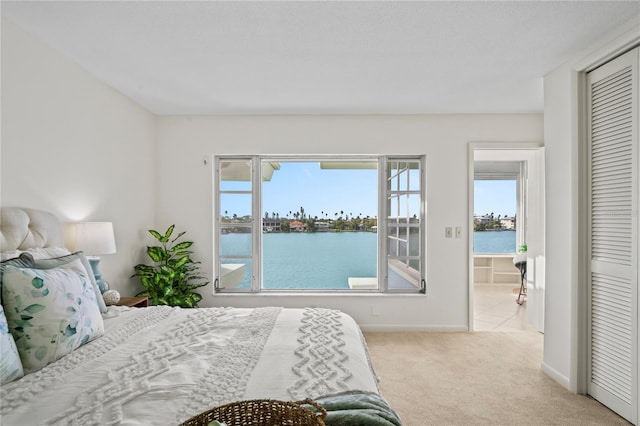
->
[455, 227, 462, 238]
[445, 227, 453, 238]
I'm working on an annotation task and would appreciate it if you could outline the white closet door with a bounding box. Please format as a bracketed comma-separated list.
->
[587, 47, 638, 424]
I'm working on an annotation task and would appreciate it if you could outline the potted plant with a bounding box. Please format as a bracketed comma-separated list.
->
[513, 243, 528, 265]
[132, 225, 208, 308]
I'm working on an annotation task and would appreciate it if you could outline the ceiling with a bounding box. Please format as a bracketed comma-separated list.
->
[2, 1, 638, 115]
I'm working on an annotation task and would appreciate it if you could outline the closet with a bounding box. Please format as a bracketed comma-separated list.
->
[587, 47, 638, 424]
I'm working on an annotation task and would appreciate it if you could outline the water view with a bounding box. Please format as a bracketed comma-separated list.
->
[474, 230, 516, 253]
[222, 230, 514, 289]
[221, 232, 378, 289]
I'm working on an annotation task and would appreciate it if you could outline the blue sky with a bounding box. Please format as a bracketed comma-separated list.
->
[263, 162, 378, 219]
[474, 180, 516, 217]
[221, 162, 516, 218]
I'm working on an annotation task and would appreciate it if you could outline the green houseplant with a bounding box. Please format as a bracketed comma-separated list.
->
[132, 225, 208, 308]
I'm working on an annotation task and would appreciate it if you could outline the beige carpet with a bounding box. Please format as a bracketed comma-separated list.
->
[364, 331, 630, 426]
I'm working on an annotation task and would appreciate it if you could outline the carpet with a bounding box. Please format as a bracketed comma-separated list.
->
[364, 331, 630, 425]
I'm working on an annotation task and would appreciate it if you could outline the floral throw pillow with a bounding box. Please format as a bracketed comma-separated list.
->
[0, 253, 35, 305]
[1, 259, 104, 373]
[0, 304, 24, 383]
[33, 251, 108, 314]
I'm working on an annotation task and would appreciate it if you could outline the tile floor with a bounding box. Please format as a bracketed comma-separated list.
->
[473, 283, 536, 331]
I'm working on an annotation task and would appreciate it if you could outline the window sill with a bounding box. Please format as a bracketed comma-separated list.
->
[213, 291, 424, 297]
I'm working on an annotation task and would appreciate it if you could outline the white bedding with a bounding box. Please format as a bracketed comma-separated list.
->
[1, 305, 379, 426]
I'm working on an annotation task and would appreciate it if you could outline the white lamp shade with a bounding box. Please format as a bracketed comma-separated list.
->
[65, 222, 117, 255]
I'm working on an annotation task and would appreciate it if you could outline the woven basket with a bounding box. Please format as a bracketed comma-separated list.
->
[179, 398, 326, 426]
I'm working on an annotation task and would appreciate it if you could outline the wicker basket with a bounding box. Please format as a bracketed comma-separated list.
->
[179, 398, 327, 426]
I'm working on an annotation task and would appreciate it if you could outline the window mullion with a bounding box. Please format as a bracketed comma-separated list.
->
[214, 156, 220, 291]
[517, 161, 527, 250]
[252, 156, 262, 292]
[378, 156, 388, 292]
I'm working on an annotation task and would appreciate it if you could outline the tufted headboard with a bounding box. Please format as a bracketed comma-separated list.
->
[0, 208, 64, 252]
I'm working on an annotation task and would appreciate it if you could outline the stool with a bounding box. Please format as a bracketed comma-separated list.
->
[514, 261, 526, 305]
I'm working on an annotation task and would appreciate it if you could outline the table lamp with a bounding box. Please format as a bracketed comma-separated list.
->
[65, 222, 117, 293]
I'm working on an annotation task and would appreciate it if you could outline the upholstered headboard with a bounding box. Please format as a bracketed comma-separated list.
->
[0, 208, 64, 252]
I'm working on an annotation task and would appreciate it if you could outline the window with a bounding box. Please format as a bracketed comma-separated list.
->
[473, 180, 517, 253]
[214, 156, 425, 294]
[473, 161, 525, 254]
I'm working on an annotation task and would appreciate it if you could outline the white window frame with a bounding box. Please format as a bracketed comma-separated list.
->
[213, 155, 426, 294]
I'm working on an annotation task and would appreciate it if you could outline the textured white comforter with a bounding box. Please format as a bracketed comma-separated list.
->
[1, 306, 378, 425]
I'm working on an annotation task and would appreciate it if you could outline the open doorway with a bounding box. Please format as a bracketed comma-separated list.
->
[468, 144, 545, 333]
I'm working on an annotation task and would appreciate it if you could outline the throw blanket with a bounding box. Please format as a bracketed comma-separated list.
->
[288, 308, 353, 399]
[313, 390, 403, 426]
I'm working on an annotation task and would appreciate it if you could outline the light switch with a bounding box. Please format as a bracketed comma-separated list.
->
[445, 227, 453, 238]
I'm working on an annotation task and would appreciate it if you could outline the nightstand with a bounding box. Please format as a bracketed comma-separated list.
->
[117, 296, 149, 308]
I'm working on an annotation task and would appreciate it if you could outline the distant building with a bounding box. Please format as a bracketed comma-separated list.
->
[473, 214, 516, 231]
[315, 221, 330, 232]
[500, 217, 516, 230]
[474, 215, 492, 226]
[289, 220, 306, 232]
[262, 218, 281, 232]
[473, 214, 516, 230]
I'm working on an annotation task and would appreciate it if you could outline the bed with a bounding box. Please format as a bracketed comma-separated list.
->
[0, 208, 400, 425]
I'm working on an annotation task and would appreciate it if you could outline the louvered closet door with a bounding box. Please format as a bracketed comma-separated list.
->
[587, 47, 638, 424]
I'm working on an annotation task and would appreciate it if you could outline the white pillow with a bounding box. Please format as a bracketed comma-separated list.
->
[0, 304, 24, 383]
[1, 259, 104, 373]
[25, 247, 71, 260]
[0, 247, 70, 262]
[0, 251, 22, 262]
[33, 252, 108, 314]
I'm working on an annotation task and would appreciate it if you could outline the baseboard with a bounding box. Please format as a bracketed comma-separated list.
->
[541, 362, 571, 390]
[360, 324, 469, 332]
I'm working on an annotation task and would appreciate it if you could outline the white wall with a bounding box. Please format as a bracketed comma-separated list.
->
[542, 66, 578, 389]
[156, 115, 543, 330]
[1, 19, 157, 294]
[542, 19, 640, 392]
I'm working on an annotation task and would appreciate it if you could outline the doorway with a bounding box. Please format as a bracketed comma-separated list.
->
[468, 143, 545, 333]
